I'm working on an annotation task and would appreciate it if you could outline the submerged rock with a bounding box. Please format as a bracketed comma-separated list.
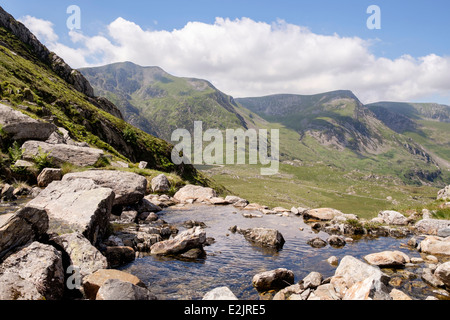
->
[252, 268, 295, 291]
[150, 226, 206, 255]
[238, 227, 285, 250]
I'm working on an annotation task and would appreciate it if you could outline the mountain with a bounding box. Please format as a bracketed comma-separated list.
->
[0, 6, 200, 183]
[80, 62, 248, 141]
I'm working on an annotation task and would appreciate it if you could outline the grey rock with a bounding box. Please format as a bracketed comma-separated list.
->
[252, 268, 295, 292]
[0, 242, 64, 300]
[364, 250, 410, 268]
[0, 103, 56, 141]
[150, 226, 206, 255]
[151, 174, 170, 193]
[415, 219, 450, 236]
[21, 140, 104, 167]
[437, 185, 450, 201]
[435, 261, 450, 288]
[27, 178, 114, 245]
[302, 271, 323, 289]
[343, 277, 392, 300]
[418, 236, 450, 256]
[421, 268, 445, 288]
[0, 205, 48, 260]
[327, 235, 346, 248]
[239, 227, 285, 250]
[203, 287, 238, 300]
[96, 279, 157, 300]
[307, 237, 327, 248]
[37, 168, 62, 188]
[173, 184, 216, 203]
[334, 256, 390, 288]
[62, 170, 147, 206]
[377, 210, 409, 225]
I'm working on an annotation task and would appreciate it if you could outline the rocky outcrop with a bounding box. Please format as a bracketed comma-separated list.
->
[252, 268, 295, 292]
[0, 205, 48, 260]
[0, 242, 64, 300]
[0, 103, 57, 141]
[27, 178, 115, 245]
[21, 140, 105, 167]
[62, 170, 147, 207]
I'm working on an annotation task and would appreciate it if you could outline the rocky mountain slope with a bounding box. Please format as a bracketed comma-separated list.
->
[0, 6, 201, 183]
[80, 62, 248, 141]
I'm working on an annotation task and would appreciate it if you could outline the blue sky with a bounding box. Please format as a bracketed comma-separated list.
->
[1, 0, 450, 103]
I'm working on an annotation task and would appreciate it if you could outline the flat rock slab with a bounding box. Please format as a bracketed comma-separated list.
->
[418, 236, 450, 256]
[0, 103, 56, 141]
[21, 140, 104, 166]
[27, 178, 114, 245]
[364, 250, 410, 268]
[303, 208, 343, 221]
[62, 170, 147, 206]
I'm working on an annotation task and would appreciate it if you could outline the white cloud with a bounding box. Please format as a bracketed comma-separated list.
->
[19, 16, 450, 104]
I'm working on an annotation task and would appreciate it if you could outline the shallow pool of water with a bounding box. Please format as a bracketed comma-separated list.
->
[121, 204, 443, 300]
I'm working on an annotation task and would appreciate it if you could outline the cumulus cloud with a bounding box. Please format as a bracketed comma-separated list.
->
[19, 16, 450, 104]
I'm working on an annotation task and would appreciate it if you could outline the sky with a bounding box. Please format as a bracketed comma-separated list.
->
[1, 0, 450, 104]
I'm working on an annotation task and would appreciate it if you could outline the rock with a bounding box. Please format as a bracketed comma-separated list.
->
[104, 246, 136, 268]
[173, 184, 216, 203]
[389, 289, 412, 300]
[233, 198, 249, 208]
[302, 271, 323, 289]
[307, 284, 340, 300]
[138, 161, 148, 169]
[179, 247, 206, 259]
[224, 195, 242, 204]
[52, 232, 108, 280]
[0, 205, 48, 260]
[0, 272, 43, 300]
[96, 278, 156, 300]
[437, 185, 450, 201]
[343, 277, 391, 300]
[252, 268, 295, 291]
[418, 236, 450, 256]
[0, 242, 64, 300]
[208, 197, 229, 205]
[150, 226, 206, 255]
[414, 219, 450, 236]
[62, 170, 147, 206]
[135, 198, 162, 214]
[151, 174, 170, 193]
[434, 261, 450, 288]
[364, 250, 410, 268]
[334, 256, 390, 288]
[0, 103, 56, 141]
[303, 208, 343, 221]
[307, 237, 327, 248]
[82, 269, 146, 300]
[238, 227, 285, 250]
[244, 203, 265, 211]
[327, 256, 339, 266]
[37, 168, 62, 187]
[290, 207, 299, 214]
[118, 210, 138, 223]
[27, 178, 115, 245]
[421, 268, 445, 288]
[1, 184, 15, 201]
[21, 140, 104, 167]
[203, 287, 238, 300]
[273, 283, 305, 300]
[13, 160, 34, 168]
[377, 210, 409, 226]
[327, 235, 346, 248]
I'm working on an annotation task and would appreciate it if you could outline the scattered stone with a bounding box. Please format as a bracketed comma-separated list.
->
[434, 261, 450, 289]
[238, 227, 285, 250]
[303, 208, 343, 221]
[421, 268, 445, 288]
[208, 197, 229, 205]
[273, 283, 304, 300]
[327, 256, 339, 266]
[418, 236, 450, 256]
[327, 235, 346, 248]
[414, 219, 450, 236]
[173, 184, 216, 203]
[203, 287, 238, 300]
[150, 226, 206, 255]
[104, 246, 135, 268]
[343, 277, 391, 300]
[151, 174, 170, 193]
[96, 278, 156, 300]
[377, 210, 409, 226]
[364, 250, 410, 268]
[307, 237, 327, 248]
[252, 268, 295, 292]
[334, 256, 390, 289]
[437, 185, 450, 201]
[302, 271, 323, 289]
[307, 284, 340, 300]
[37, 168, 62, 187]
[138, 161, 148, 169]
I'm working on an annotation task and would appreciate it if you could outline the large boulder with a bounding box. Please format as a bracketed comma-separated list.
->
[0, 242, 64, 300]
[303, 208, 343, 221]
[437, 185, 450, 201]
[51, 232, 108, 280]
[173, 184, 217, 203]
[21, 140, 104, 167]
[364, 251, 410, 268]
[0, 103, 56, 141]
[62, 170, 147, 206]
[238, 227, 285, 250]
[418, 236, 450, 256]
[0, 205, 48, 260]
[27, 178, 115, 245]
[252, 268, 295, 292]
[377, 210, 409, 226]
[150, 226, 206, 255]
[334, 256, 390, 288]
